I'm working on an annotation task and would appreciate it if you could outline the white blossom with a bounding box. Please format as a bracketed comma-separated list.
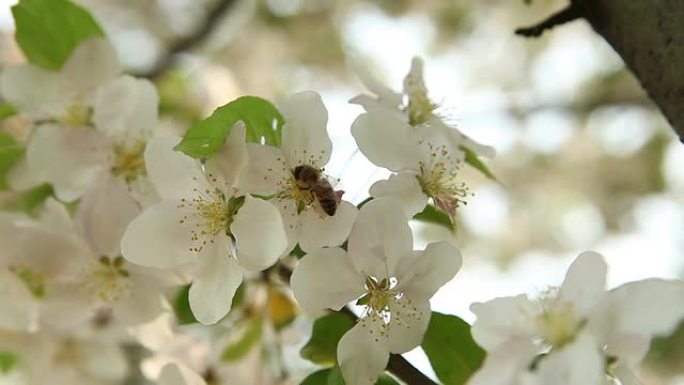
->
[291, 199, 462, 385]
[121, 128, 287, 325]
[468, 251, 684, 385]
[239, 91, 357, 253]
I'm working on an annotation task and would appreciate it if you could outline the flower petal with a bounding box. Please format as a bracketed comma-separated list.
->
[159, 363, 207, 385]
[121, 201, 197, 268]
[239, 143, 289, 196]
[347, 198, 413, 278]
[290, 247, 365, 314]
[350, 61, 403, 109]
[337, 322, 390, 385]
[386, 297, 431, 353]
[231, 196, 287, 271]
[297, 201, 357, 252]
[351, 110, 421, 172]
[75, 174, 140, 256]
[280, 91, 332, 167]
[369, 172, 427, 219]
[530, 332, 604, 385]
[204, 123, 248, 188]
[467, 338, 538, 385]
[559, 251, 607, 317]
[7, 155, 47, 191]
[61, 37, 121, 100]
[189, 235, 243, 325]
[93, 75, 158, 141]
[26, 124, 109, 201]
[470, 294, 537, 351]
[144, 136, 209, 201]
[114, 290, 167, 327]
[395, 241, 462, 302]
[0, 64, 64, 118]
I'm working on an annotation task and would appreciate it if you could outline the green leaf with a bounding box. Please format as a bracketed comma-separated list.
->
[0, 133, 25, 189]
[175, 96, 284, 158]
[460, 145, 496, 180]
[413, 204, 455, 231]
[421, 312, 485, 385]
[0, 104, 16, 120]
[0, 351, 20, 374]
[16, 183, 53, 214]
[300, 313, 354, 365]
[222, 317, 263, 362]
[300, 367, 399, 385]
[12, 0, 104, 70]
[173, 285, 198, 325]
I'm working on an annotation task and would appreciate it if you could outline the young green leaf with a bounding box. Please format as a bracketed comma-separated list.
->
[413, 204, 455, 231]
[300, 367, 400, 385]
[15, 183, 54, 215]
[175, 96, 284, 158]
[300, 313, 354, 365]
[0, 104, 16, 120]
[0, 351, 20, 374]
[222, 317, 263, 362]
[12, 0, 104, 70]
[421, 312, 485, 385]
[0, 133, 25, 189]
[460, 145, 496, 180]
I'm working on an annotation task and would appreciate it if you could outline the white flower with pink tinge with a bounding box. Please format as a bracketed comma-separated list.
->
[291, 199, 462, 385]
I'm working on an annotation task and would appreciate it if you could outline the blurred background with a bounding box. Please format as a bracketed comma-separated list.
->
[1, 0, 683, 383]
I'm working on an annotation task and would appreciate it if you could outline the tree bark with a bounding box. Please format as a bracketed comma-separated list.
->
[517, 1, 684, 142]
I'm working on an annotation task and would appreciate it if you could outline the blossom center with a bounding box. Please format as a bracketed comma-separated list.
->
[80, 256, 132, 303]
[404, 68, 437, 126]
[535, 291, 583, 348]
[357, 276, 421, 333]
[279, 175, 315, 213]
[416, 143, 469, 219]
[58, 104, 91, 126]
[111, 142, 146, 183]
[178, 189, 243, 252]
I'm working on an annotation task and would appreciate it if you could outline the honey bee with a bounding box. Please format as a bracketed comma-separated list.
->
[293, 165, 339, 216]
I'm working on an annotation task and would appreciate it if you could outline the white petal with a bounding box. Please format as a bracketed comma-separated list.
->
[607, 278, 684, 337]
[297, 201, 357, 252]
[560, 251, 607, 317]
[274, 198, 298, 255]
[121, 201, 197, 268]
[369, 172, 427, 218]
[395, 241, 462, 302]
[204, 123, 248, 188]
[280, 91, 332, 167]
[115, 290, 167, 327]
[7, 155, 47, 191]
[613, 364, 644, 385]
[467, 339, 538, 385]
[159, 363, 207, 385]
[0, 270, 39, 332]
[189, 236, 243, 325]
[0, 65, 64, 118]
[239, 143, 289, 196]
[338, 322, 390, 385]
[351, 110, 421, 172]
[75, 174, 140, 256]
[61, 38, 120, 100]
[531, 333, 604, 385]
[230, 196, 287, 271]
[432, 118, 496, 159]
[350, 61, 403, 109]
[470, 294, 537, 351]
[26, 125, 108, 201]
[347, 198, 413, 278]
[386, 298, 431, 353]
[93, 75, 158, 141]
[290, 247, 365, 314]
[144, 136, 208, 201]
[81, 341, 128, 381]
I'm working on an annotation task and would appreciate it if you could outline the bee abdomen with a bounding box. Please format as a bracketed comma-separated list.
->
[312, 184, 337, 216]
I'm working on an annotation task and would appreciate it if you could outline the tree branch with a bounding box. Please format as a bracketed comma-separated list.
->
[135, 0, 237, 79]
[515, 3, 582, 37]
[514, 1, 684, 142]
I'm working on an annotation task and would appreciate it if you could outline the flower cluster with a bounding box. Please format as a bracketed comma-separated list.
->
[1, 22, 684, 385]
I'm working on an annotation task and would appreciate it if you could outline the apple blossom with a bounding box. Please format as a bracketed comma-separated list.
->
[468, 251, 684, 385]
[239, 91, 357, 253]
[291, 199, 462, 385]
[121, 127, 287, 325]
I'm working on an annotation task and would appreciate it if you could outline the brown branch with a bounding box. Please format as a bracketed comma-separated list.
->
[135, 0, 238, 79]
[515, 3, 582, 37]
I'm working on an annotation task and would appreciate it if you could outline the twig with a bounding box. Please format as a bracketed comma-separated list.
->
[135, 0, 238, 79]
[515, 3, 582, 38]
